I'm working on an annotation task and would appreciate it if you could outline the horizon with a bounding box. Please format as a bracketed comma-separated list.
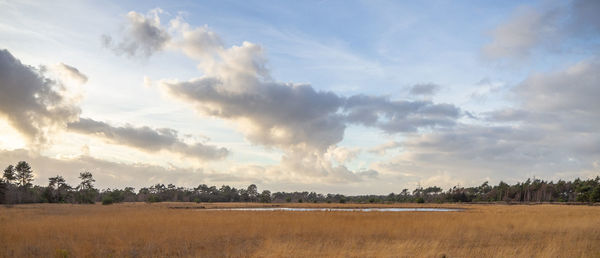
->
[1, 0, 600, 195]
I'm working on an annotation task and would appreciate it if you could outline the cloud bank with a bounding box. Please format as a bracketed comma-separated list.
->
[68, 118, 228, 161]
[380, 59, 600, 187]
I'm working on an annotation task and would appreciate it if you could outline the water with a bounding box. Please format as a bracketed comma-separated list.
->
[205, 207, 462, 212]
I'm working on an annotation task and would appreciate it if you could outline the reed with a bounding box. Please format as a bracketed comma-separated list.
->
[1, 203, 599, 257]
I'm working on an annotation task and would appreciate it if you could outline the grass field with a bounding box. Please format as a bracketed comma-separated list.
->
[1, 203, 599, 257]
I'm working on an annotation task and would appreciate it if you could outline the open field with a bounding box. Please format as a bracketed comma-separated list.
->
[1, 203, 599, 257]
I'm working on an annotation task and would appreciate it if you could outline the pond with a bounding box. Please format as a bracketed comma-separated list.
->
[204, 207, 462, 212]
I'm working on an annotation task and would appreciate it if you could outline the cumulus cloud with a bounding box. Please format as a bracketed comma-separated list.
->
[169, 18, 224, 61]
[102, 9, 170, 58]
[160, 27, 460, 149]
[68, 118, 228, 161]
[0, 49, 81, 146]
[158, 18, 460, 180]
[104, 13, 462, 152]
[163, 78, 346, 150]
[0, 49, 225, 162]
[409, 83, 440, 96]
[101, 11, 462, 182]
[325, 146, 361, 164]
[55, 63, 88, 84]
[482, 0, 600, 60]
[279, 147, 377, 183]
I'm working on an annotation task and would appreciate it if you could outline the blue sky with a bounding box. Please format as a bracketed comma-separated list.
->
[0, 0, 599, 194]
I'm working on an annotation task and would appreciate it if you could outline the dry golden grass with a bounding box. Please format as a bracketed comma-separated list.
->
[1, 202, 599, 257]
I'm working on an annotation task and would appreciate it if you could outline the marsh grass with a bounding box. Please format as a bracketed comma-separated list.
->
[0, 203, 599, 257]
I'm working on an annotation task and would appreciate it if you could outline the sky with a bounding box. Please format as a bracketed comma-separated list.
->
[0, 0, 599, 194]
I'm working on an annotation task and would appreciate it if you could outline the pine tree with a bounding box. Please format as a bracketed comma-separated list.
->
[3, 165, 15, 184]
[15, 161, 33, 188]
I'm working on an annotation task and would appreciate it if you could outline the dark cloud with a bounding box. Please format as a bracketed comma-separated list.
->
[0, 49, 81, 146]
[344, 95, 460, 133]
[68, 118, 228, 161]
[102, 10, 170, 58]
[164, 78, 346, 150]
[409, 83, 440, 96]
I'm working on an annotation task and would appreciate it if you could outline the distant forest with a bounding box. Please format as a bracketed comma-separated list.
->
[2, 161, 600, 205]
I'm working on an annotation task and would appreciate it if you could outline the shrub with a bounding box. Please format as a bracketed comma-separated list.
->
[147, 195, 162, 203]
[416, 197, 425, 203]
[102, 196, 114, 205]
[55, 249, 69, 258]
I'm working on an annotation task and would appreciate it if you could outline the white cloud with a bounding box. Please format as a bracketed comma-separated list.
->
[55, 63, 88, 84]
[101, 9, 170, 58]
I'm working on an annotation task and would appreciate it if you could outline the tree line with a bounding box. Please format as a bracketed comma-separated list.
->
[1, 161, 599, 205]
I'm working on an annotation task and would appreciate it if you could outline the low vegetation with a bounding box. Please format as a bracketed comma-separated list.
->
[0, 203, 599, 257]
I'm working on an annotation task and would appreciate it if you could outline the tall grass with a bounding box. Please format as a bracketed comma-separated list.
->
[1, 203, 599, 257]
